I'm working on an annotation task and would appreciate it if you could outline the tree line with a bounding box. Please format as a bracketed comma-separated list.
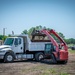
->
[0, 25, 75, 44]
[64, 38, 75, 44]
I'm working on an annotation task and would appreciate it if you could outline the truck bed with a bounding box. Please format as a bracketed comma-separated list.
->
[28, 42, 51, 51]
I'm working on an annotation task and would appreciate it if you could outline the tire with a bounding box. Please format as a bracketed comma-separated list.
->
[35, 52, 44, 62]
[63, 60, 68, 64]
[0, 59, 4, 62]
[4, 53, 14, 63]
[51, 54, 57, 64]
[57, 60, 68, 64]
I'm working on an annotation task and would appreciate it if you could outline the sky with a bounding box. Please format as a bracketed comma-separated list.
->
[0, 0, 75, 39]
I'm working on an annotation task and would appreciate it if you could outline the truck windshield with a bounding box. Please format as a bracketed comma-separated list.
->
[4, 38, 14, 45]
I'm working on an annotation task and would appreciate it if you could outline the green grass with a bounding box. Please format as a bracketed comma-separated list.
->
[22, 64, 71, 75]
[42, 68, 57, 75]
[68, 44, 75, 47]
[60, 73, 70, 75]
[68, 49, 75, 54]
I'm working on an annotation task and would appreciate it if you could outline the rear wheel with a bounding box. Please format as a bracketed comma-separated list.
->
[35, 52, 44, 62]
[4, 53, 14, 63]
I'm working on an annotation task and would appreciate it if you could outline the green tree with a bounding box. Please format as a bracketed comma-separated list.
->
[64, 38, 75, 44]
[8, 34, 12, 37]
[59, 32, 65, 39]
[27, 25, 43, 35]
[22, 30, 28, 34]
[0, 35, 7, 41]
[28, 27, 35, 35]
[2, 36, 7, 41]
[0, 35, 3, 40]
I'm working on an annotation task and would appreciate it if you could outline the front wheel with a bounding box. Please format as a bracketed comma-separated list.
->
[4, 53, 14, 63]
[0, 59, 4, 62]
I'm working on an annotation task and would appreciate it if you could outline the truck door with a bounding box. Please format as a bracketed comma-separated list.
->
[13, 37, 23, 53]
[45, 43, 53, 56]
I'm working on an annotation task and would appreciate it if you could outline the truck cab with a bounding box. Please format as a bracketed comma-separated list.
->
[4, 37, 23, 53]
[0, 35, 32, 62]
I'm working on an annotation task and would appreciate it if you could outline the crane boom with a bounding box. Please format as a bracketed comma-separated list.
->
[40, 29, 68, 51]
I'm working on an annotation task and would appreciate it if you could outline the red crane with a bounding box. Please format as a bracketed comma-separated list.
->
[40, 29, 68, 63]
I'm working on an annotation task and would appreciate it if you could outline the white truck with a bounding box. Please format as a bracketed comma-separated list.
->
[0, 34, 53, 62]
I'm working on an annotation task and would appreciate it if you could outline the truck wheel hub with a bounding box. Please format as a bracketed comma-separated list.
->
[39, 55, 43, 60]
[7, 55, 13, 61]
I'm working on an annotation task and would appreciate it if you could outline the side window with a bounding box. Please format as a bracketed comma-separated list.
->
[45, 44, 51, 51]
[19, 38, 21, 44]
[14, 38, 18, 45]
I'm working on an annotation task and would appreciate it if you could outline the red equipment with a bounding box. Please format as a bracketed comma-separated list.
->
[40, 29, 68, 63]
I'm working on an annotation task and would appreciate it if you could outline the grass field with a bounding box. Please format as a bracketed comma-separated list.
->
[0, 49, 75, 75]
[69, 49, 75, 54]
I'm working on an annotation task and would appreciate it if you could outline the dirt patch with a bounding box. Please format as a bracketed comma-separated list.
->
[0, 51, 75, 75]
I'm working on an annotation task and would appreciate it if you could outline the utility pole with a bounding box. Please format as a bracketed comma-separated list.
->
[3, 28, 6, 36]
